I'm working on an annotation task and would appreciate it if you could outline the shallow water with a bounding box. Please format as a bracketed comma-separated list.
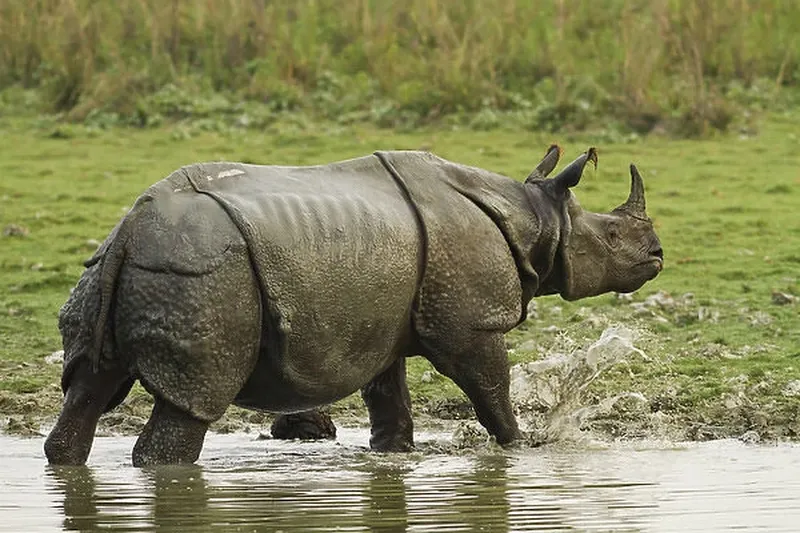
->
[2, 430, 800, 532]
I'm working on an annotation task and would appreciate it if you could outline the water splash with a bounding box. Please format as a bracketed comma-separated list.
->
[510, 326, 648, 444]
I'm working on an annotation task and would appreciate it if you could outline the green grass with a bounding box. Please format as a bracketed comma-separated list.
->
[1, 112, 799, 439]
[0, 1, 798, 134]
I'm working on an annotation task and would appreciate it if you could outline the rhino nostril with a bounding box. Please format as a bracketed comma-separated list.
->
[651, 248, 663, 260]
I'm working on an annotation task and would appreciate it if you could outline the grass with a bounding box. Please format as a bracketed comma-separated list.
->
[0, 112, 799, 440]
[0, 0, 798, 134]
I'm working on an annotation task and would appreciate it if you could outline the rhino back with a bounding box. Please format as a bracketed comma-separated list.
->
[180, 157, 422, 408]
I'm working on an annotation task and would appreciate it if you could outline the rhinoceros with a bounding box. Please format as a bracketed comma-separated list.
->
[44, 146, 663, 466]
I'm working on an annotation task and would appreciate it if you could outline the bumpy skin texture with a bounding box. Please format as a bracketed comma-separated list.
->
[270, 410, 337, 441]
[45, 148, 663, 466]
[361, 358, 414, 451]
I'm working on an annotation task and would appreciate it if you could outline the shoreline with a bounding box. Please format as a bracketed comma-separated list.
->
[3, 380, 797, 447]
[2, 118, 798, 451]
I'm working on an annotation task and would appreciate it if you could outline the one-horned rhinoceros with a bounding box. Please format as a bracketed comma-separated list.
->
[44, 146, 663, 466]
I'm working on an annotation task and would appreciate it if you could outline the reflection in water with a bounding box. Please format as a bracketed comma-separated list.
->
[22, 433, 800, 532]
[362, 453, 517, 532]
[48, 466, 99, 532]
[46, 441, 524, 531]
[50, 464, 216, 531]
[458, 454, 511, 533]
[364, 464, 409, 532]
[145, 465, 209, 530]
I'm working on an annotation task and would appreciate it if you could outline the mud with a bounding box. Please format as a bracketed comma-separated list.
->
[2, 382, 796, 444]
[3, 297, 799, 445]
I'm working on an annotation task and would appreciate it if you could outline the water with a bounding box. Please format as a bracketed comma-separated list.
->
[2, 431, 800, 532]
[5, 327, 798, 531]
[510, 326, 648, 442]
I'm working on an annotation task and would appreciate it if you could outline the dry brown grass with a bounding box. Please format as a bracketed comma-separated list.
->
[0, 0, 796, 129]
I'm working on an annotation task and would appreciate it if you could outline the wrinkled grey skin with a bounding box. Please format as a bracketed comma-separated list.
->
[270, 410, 337, 441]
[44, 146, 663, 466]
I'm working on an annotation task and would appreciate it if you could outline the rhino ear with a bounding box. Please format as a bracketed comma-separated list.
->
[548, 147, 598, 193]
[525, 144, 562, 183]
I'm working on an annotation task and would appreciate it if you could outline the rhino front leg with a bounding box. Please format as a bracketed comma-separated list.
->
[132, 396, 209, 467]
[361, 357, 414, 452]
[427, 335, 521, 446]
[44, 362, 132, 465]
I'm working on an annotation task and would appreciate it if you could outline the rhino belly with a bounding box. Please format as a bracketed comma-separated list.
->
[207, 168, 423, 412]
[233, 269, 419, 413]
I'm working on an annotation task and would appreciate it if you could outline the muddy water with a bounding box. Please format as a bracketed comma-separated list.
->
[2, 430, 800, 532]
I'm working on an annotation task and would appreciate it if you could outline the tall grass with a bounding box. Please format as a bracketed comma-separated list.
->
[0, 0, 797, 132]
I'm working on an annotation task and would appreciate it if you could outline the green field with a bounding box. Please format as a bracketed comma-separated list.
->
[1, 109, 798, 440]
[2, 0, 799, 137]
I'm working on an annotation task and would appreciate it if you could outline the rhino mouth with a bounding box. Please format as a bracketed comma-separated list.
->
[648, 260, 663, 277]
[632, 248, 663, 283]
[650, 247, 664, 273]
[641, 256, 663, 279]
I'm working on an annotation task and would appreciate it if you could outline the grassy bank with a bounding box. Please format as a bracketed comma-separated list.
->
[0, 111, 798, 441]
[0, 0, 799, 135]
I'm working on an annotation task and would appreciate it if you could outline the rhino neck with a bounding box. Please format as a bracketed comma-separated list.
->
[523, 186, 569, 298]
[445, 166, 555, 321]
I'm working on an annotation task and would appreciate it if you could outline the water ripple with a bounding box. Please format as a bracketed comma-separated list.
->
[2, 433, 800, 532]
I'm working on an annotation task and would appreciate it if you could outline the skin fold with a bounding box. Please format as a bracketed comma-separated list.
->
[44, 146, 662, 466]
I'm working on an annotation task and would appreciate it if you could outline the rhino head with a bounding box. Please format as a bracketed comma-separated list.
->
[525, 145, 663, 301]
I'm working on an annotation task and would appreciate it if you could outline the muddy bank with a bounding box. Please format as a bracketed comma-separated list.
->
[3, 293, 798, 445]
[2, 377, 798, 446]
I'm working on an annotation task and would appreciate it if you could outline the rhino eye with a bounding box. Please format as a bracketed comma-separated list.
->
[608, 226, 621, 247]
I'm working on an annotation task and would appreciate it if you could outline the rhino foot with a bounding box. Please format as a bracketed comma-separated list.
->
[45, 362, 131, 465]
[132, 397, 209, 467]
[362, 358, 414, 452]
[270, 410, 337, 440]
[427, 334, 521, 446]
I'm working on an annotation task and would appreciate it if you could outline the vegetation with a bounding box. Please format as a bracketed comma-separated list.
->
[0, 0, 799, 135]
[0, 110, 798, 440]
[0, 0, 798, 442]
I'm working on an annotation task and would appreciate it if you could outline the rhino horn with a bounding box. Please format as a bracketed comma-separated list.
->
[525, 144, 562, 183]
[549, 147, 597, 192]
[616, 164, 647, 215]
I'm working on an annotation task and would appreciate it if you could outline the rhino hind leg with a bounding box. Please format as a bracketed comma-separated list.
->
[115, 249, 261, 466]
[45, 361, 132, 465]
[132, 396, 209, 467]
[361, 357, 414, 452]
[427, 334, 521, 446]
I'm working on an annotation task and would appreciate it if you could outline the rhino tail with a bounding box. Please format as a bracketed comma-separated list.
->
[87, 195, 151, 373]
